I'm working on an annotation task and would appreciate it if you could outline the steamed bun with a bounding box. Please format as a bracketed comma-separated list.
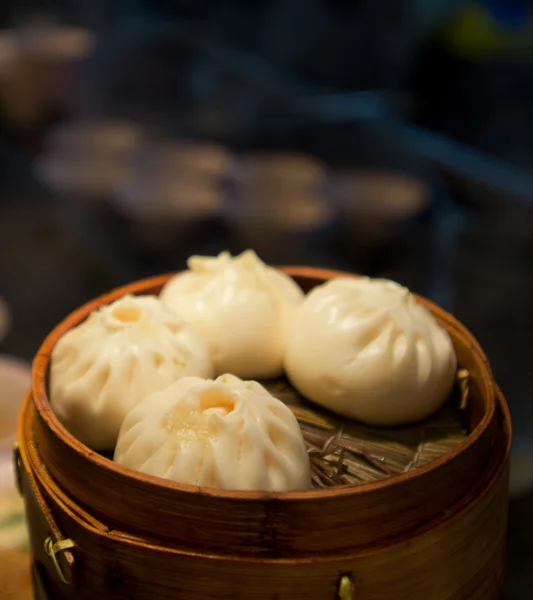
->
[160, 250, 304, 379]
[114, 374, 311, 491]
[284, 277, 457, 426]
[50, 294, 213, 450]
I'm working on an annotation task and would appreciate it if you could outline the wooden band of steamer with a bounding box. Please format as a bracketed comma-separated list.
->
[16, 389, 509, 599]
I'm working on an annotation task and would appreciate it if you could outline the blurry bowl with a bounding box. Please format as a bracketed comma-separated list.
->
[223, 191, 333, 264]
[0, 356, 31, 452]
[0, 31, 16, 78]
[0, 298, 11, 344]
[232, 152, 326, 190]
[138, 140, 232, 180]
[114, 174, 221, 221]
[44, 119, 143, 159]
[330, 170, 430, 246]
[111, 174, 223, 253]
[0, 26, 94, 126]
[35, 155, 134, 202]
[15, 25, 94, 60]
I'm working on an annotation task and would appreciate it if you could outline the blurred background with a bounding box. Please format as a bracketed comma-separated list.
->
[0, 1, 532, 598]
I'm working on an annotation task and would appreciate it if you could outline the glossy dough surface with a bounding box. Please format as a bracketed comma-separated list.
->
[114, 374, 312, 491]
[50, 295, 213, 450]
[284, 277, 457, 425]
[160, 250, 304, 379]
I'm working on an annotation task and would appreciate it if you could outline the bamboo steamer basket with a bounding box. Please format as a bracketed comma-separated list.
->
[15, 267, 511, 600]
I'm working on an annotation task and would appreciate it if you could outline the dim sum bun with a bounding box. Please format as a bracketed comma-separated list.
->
[160, 250, 304, 379]
[284, 277, 457, 426]
[114, 374, 311, 491]
[50, 294, 213, 450]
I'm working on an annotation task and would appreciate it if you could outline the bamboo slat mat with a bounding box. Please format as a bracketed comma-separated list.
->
[263, 372, 468, 488]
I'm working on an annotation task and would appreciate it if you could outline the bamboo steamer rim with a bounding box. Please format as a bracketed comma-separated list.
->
[19, 387, 511, 565]
[31, 266, 496, 502]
